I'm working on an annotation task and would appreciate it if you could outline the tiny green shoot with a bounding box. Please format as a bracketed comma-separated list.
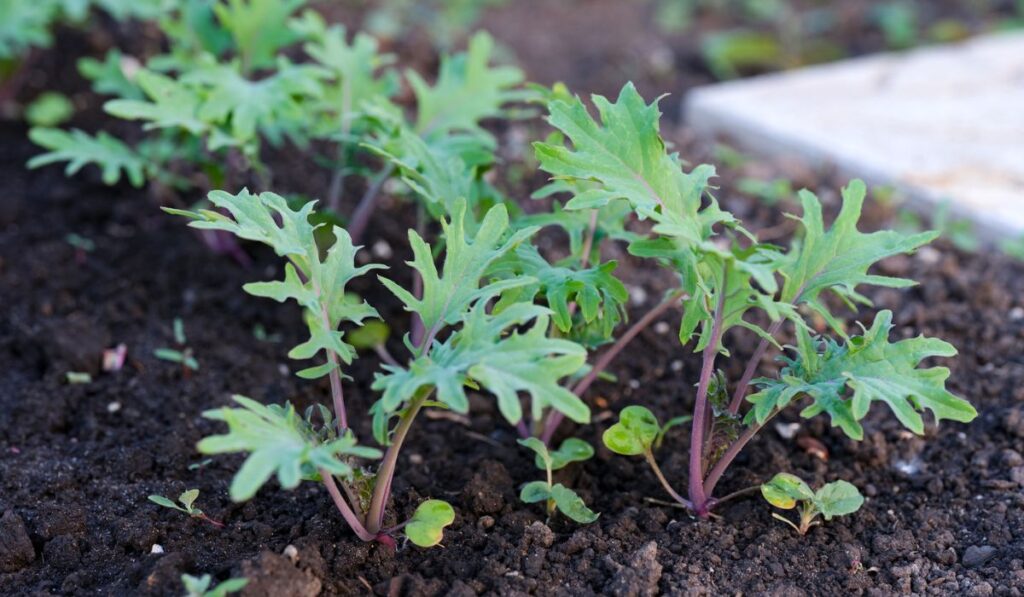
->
[148, 489, 224, 527]
[181, 573, 248, 597]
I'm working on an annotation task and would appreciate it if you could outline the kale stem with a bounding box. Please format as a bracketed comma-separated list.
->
[539, 289, 685, 444]
[565, 209, 600, 320]
[703, 410, 779, 499]
[365, 390, 430, 534]
[644, 450, 693, 509]
[687, 263, 729, 515]
[320, 468, 376, 542]
[349, 164, 395, 245]
[515, 419, 531, 439]
[727, 319, 783, 414]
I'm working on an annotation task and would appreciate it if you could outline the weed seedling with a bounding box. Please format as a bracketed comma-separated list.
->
[149, 489, 224, 527]
[517, 437, 598, 524]
[761, 473, 864, 535]
[154, 318, 199, 373]
[181, 573, 247, 597]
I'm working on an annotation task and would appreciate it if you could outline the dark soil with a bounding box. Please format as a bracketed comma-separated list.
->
[3, 3, 1024, 596]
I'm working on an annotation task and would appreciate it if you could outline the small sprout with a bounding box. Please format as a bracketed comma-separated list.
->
[251, 323, 281, 343]
[518, 438, 599, 524]
[66, 372, 92, 384]
[404, 499, 455, 547]
[602, 406, 660, 456]
[148, 489, 224, 527]
[155, 318, 199, 372]
[761, 473, 864, 535]
[25, 92, 74, 127]
[65, 233, 96, 252]
[181, 573, 248, 597]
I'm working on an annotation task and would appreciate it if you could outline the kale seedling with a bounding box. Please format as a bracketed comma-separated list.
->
[517, 437, 598, 524]
[535, 82, 977, 517]
[761, 473, 864, 535]
[169, 189, 591, 547]
[148, 489, 224, 527]
[155, 317, 199, 373]
[181, 573, 247, 597]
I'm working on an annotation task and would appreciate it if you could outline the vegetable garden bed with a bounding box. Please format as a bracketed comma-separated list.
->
[2, 1, 1023, 596]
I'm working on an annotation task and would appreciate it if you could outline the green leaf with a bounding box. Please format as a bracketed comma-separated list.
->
[347, 320, 389, 349]
[148, 494, 184, 512]
[105, 69, 208, 136]
[183, 60, 327, 153]
[78, 49, 145, 100]
[379, 200, 536, 346]
[535, 82, 694, 215]
[28, 128, 147, 187]
[410, 32, 524, 141]
[547, 438, 594, 471]
[178, 489, 200, 512]
[748, 310, 976, 440]
[550, 484, 599, 524]
[760, 473, 814, 510]
[25, 92, 74, 127]
[372, 303, 587, 442]
[197, 395, 381, 501]
[0, 2, 58, 59]
[602, 405, 660, 456]
[813, 480, 864, 520]
[168, 190, 384, 377]
[518, 437, 552, 471]
[213, 0, 306, 71]
[655, 415, 692, 448]
[490, 244, 629, 346]
[520, 480, 552, 504]
[779, 180, 938, 335]
[404, 499, 455, 547]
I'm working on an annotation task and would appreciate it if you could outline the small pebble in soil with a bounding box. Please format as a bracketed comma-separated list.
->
[774, 422, 800, 440]
[654, 321, 670, 334]
[629, 286, 647, 306]
[670, 360, 682, 372]
[477, 516, 495, 531]
[963, 545, 997, 568]
[372, 240, 393, 259]
[107, 401, 121, 413]
[1010, 307, 1024, 321]
[150, 544, 164, 554]
[283, 544, 298, 563]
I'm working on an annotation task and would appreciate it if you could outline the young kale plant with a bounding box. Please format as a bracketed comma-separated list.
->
[181, 573, 247, 597]
[535, 82, 977, 517]
[517, 437, 598, 523]
[760, 473, 864, 535]
[169, 188, 593, 545]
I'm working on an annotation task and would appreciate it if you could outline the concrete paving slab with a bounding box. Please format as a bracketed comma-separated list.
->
[685, 32, 1024, 239]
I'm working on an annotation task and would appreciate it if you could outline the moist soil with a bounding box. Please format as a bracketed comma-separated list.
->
[3, 4, 1024, 597]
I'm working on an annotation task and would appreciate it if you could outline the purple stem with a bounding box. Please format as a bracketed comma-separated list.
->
[687, 266, 728, 516]
[320, 469, 375, 542]
[349, 165, 395, 245]
[727, 319, 783, 414]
